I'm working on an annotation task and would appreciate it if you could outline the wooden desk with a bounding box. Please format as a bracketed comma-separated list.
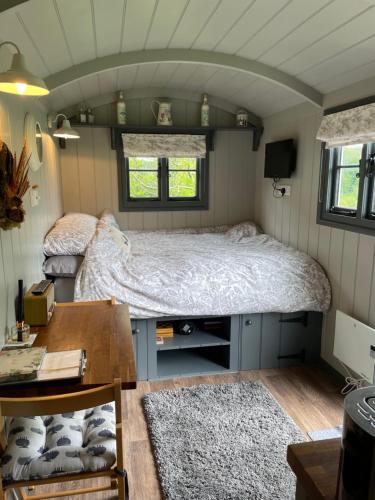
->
[287, 438, 341, 500]
[0, 302, 137, 396]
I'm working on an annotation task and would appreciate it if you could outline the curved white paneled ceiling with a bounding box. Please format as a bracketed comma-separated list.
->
[0, 0, 375, 117]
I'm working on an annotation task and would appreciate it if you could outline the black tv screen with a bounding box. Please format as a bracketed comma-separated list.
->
[264, 139, 296, 179]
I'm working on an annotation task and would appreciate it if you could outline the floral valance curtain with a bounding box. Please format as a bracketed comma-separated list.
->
[316, 103, 375, 148]
[122, 133, 207, 158]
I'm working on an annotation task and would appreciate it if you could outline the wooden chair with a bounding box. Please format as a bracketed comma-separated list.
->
[0, 379, 128, 500]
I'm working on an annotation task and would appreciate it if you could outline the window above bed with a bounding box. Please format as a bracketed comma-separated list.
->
[117, 133, 209, 211]
[317, 100, 375, 235]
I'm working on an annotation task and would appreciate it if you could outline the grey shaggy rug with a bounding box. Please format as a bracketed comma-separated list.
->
[143, 381, 306, 500]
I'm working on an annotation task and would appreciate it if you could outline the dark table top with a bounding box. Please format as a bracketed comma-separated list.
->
[287, 438, 341, 500]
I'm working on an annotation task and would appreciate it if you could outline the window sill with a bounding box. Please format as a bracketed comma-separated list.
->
[317, 207, 375, 236]
[119, 200, 209, 212]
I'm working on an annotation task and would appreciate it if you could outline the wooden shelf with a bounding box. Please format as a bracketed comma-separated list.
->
[157, 330, 230, 351]
[71, 122, 255, 131]
[66, 122, 263, 151]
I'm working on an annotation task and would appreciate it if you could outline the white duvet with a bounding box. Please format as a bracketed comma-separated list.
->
[74, 222, 331, 319]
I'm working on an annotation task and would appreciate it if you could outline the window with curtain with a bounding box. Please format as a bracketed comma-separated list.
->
[118, 133, 209, 211]
[317, 102, 375, 235]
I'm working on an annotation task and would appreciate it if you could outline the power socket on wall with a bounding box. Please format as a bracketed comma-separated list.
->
[277, 185, 291, 197]
[30, 187, 40, 207]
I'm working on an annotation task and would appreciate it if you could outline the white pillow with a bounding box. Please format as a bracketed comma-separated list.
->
[43, 213, 98, 256]
[99, 209, 120, 229]
[225, 222, 263, 242]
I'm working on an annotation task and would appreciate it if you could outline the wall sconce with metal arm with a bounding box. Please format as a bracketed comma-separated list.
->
[0, 41, 49, 96]
[48, 114, 80, 140]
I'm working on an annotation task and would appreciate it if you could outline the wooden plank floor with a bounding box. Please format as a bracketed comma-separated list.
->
[16, 364, 344, 500]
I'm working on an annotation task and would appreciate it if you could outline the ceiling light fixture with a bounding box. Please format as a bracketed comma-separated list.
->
[51, 114, 80, 140]
[0, 41, 49, 96]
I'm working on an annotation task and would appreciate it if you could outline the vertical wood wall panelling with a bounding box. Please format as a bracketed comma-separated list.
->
[288, 115, 309, 249]
[228, 131, 247, 224]
[339, 231, 359, 315]
[368, 248, 375, 326]
[0, 93, 62, 345]
[353, 235, 375, 323]
[322, 228, 345, 361]
[93, 127, 113, 211]
[200, 142, 215, 228]
[307, 118, 323, 261]
[213, 131, 230, 226]
[296, 115, 319, 253]
[77, 127, 97, 215]
[61, 141, 81, 212]
[60, 98, 256, 230]
[254, 102, 375, 372]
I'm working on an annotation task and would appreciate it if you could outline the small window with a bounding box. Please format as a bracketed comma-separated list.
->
[119, 156, 208, 211]
[168, 157, 198, 199]
[128, 157, 159, 199]
[330, 144, 362, 214]
[318, 142, 375, 235]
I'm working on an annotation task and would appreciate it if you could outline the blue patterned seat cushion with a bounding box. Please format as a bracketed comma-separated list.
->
[1, 403, 116, 483]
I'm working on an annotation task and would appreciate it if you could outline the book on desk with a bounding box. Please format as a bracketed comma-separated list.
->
[0, 347, 86, 386]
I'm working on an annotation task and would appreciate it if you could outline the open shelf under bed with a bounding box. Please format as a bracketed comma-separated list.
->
[157, 347, 231, 379]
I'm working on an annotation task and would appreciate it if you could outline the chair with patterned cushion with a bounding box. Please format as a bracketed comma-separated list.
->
[0, 379, 128, 499]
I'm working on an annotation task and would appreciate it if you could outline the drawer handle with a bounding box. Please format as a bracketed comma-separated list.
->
[132, 328, 140, 335]
[245, 320, 253, 326]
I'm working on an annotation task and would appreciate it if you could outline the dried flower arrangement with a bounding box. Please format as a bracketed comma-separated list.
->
[0, 140, 30, 230]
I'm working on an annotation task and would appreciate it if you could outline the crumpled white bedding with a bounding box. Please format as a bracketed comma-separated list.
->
[74, 222, 331, 319]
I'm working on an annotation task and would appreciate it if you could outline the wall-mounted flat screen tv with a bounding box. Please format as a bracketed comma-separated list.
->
[264, 139, 296, 179]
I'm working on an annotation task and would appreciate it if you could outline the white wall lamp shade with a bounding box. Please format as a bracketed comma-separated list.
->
[52, 114, 80, 140]
[0, 41, 49, 96]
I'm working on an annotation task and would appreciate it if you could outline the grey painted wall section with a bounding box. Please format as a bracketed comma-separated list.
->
[60, 99, 256, 229]
[254, 102, 375, 373]
[0, 93, 63, 346]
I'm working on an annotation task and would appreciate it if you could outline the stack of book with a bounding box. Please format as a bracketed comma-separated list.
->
[156, 322, 174, 345]
[0, 347, 86, 385]
[0, 347, 46, 383]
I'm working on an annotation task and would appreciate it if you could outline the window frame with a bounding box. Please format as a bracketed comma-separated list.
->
[328, 144, 363, 217]
[127, 156, 161, 202]
[317, 142, 375, 236]
[117, 151, 209, 212]
[166, 157, 201, 201]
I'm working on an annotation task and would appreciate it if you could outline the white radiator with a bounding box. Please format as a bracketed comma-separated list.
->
[334, 310, 375, 383]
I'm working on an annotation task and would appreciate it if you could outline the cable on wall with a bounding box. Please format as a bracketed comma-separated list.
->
[272, 178, 286, 198]
[340, 361, 368, 395]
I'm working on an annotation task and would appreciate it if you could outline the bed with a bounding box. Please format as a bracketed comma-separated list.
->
[43, 212, 331, 378]
[71, 218, 331, 319]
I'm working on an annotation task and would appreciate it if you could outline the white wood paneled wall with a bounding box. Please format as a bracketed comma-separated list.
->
[254, 103, 375, 372]
[0, 94, 63, 346]
[60, 127, 255, 230]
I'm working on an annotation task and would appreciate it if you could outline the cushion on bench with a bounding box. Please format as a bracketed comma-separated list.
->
[1, 403, 116, 484]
